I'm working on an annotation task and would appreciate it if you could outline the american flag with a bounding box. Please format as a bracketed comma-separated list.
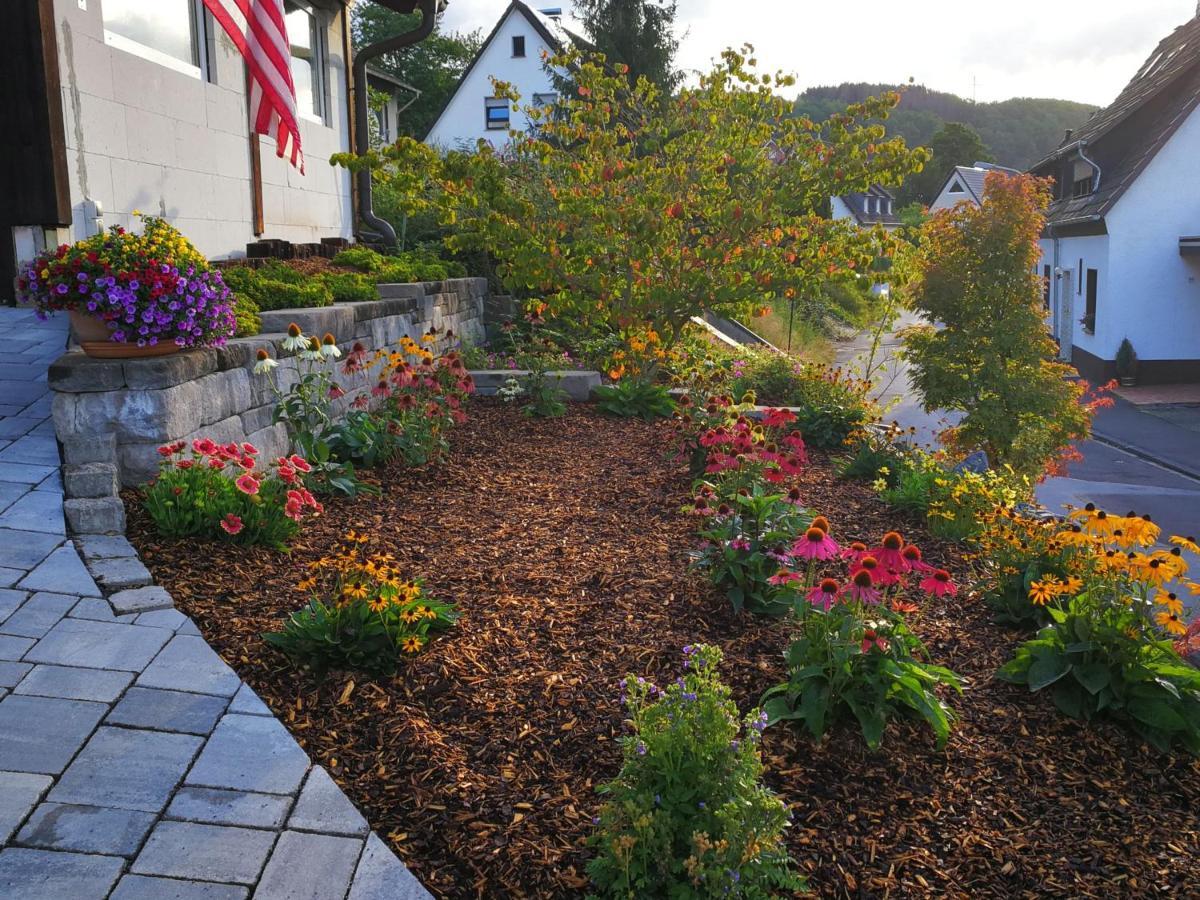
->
[202, 0, 305, 173]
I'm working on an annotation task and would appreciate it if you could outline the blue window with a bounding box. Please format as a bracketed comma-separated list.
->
[485, 98, 510, 130]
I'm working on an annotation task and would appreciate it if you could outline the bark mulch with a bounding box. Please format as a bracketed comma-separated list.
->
[125, 402, 1200, 899]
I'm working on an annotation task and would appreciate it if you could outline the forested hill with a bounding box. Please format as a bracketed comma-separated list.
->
[794, 83, 1099, 170]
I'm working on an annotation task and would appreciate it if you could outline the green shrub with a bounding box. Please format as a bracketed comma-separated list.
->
[319, 272, 376, 303]
[1000, 594, 1200, 755]
[232, 294, 261, 337]
[594, 379, 676, 420]
[331, 246, 384, 272]
[222, 264, 332, 311]
[588, 645, 801, 897]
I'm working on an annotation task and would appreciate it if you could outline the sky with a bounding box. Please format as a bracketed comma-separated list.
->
[435, 0, 1198, 106]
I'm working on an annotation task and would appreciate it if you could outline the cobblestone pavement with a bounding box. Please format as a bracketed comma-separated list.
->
[0, 307, 430, 899]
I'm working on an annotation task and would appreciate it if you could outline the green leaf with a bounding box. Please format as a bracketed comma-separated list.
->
[1072, 662, 1111, 695]
[1027, 652, 1071, 691]
[1129, 699, 1187, 733]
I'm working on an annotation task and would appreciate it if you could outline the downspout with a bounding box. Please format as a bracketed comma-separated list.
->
[1076, 141, 1102, 193]
[351, 0, 437, 249]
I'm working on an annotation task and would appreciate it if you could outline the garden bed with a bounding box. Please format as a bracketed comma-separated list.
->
[125, 402, 1200, 898]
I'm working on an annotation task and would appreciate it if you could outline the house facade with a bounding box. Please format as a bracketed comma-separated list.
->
[423, 2, 564, 149]
[1030, 12, 1200, 384]
[830, 185, 901, 232]
[928, 161, 1020, 213]
[2, 0, 361, 300]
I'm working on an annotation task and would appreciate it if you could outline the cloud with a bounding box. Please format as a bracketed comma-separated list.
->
[435, 0, 1196, 105]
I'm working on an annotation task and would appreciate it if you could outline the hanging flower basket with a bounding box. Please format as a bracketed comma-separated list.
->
[17, 214, 235, 358]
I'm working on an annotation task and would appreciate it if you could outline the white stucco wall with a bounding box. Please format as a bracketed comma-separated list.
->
[929, 181, 978, 214]
[1038, 234, 1111, 359]
[51, 0, 353, 260]
[424, 7, 559, 150]
[1102, 106, 1200, 362]
[830, 196, 855, 224]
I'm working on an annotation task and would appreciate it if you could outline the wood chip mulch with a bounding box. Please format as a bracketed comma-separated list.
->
[125, 402, 1200, 899]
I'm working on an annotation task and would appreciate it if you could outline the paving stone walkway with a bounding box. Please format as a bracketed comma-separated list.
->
[0, 307, 430, 899]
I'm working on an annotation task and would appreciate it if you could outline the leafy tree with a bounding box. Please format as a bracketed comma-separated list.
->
[572, 0, 680, 92]
[901, 173, 1097, 477]
[434, 47, 928, 366]
[351, 6, 481, 140]
[897, 122, 994, 206]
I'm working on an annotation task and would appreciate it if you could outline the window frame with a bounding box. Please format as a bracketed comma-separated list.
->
[512, 35, 526, 57]
[285, 0, 330, 126]
[485, 97, 511, 131]
[102, 0, 214, 82]
[1083, 268, 1098, 334]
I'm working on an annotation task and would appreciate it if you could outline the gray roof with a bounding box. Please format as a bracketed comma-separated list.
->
[936, 162, 1021, 205]
[837, 184, 900, 226]
[1030, 14, 1200, 226]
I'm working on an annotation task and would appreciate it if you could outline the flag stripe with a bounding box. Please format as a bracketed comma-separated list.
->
[202, 0, 305, 174]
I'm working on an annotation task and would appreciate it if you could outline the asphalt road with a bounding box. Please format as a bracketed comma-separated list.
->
[833, 317, 1200, 540]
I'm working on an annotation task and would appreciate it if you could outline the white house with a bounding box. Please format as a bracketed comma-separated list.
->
[1031, 10, 1200, 384]
[1, 0, 380, 297]
[423, 2, 566, 149]
[928, 161, 1020, 213]
[830, 185, 901, 232]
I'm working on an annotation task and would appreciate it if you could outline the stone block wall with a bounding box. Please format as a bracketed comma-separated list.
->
[49, 279, 487, 533]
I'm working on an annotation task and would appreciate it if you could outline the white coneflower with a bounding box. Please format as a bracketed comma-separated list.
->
[253, 348, 278, 375]
[282, 323, 308, 352]
[320, 332, 342, 359]
[299, 335, 324, 362]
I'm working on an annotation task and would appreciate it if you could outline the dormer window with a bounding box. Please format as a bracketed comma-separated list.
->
[512, 35, 526, 57]
[948, 180, 965, 193]
[1072, 176, 1093, 198]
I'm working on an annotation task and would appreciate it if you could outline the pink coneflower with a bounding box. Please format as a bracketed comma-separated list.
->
[328, 384, 347, 400]
[784, 487, 804, 506]
[761, 408, 797, 428]
[902, 544, 934, 573]
[729, 538, 751, 551]
[845, 569, 881, 604]
[806, 577, 842, 611]
[351, 394, 370, 410]
[861, 628, 889, 654]
[219, 513, 243, 535]
[920, 569, 958, 598]
[768, 569, 805, 586]
[841, 541, 870, 564]
[875, 531, 908, 573]
[794, 526, 839, 560]
[235, 473, 260, 496]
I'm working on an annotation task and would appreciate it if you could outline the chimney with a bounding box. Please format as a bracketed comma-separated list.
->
[1064, 128, 1074, 143]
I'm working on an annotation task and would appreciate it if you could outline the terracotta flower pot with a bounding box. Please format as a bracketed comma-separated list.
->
[68, 309, 180, 359]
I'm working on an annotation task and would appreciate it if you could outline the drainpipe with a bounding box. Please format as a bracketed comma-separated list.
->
[351, 0, 437, 249]
[1076, 141, 1102, 193]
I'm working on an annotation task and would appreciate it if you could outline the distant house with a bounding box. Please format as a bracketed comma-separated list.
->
[423, 2, 567, 149]
[1, 0, 377, 294]
[1029, 11, 1200, 384]
[831, 186, 901, 232]
[367, 67, 420, 147]
[928, 161, 1020, 212]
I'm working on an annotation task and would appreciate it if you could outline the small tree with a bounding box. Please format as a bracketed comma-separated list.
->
[572, 0, 681, 92]
[902, 172, 1099, 477]
[438, 47, 928, 363]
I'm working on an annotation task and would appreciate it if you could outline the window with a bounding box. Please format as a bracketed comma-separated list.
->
[103, 0, 210, 78]
[286, 1, 327, 122]
[1083, 269, 1098, 333]
[532, 92, 558, 108]
[948, 180, 964, 193]
[1072, 176, 1093, 198]
[485, 97, 510, 130]
[512, 35, 526, 57]
[374, 102, 391, 145]
[1042, 264, 1051, 310]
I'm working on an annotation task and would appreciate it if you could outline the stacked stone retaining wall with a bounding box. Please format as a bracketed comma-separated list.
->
[49, 279, 488, 534]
